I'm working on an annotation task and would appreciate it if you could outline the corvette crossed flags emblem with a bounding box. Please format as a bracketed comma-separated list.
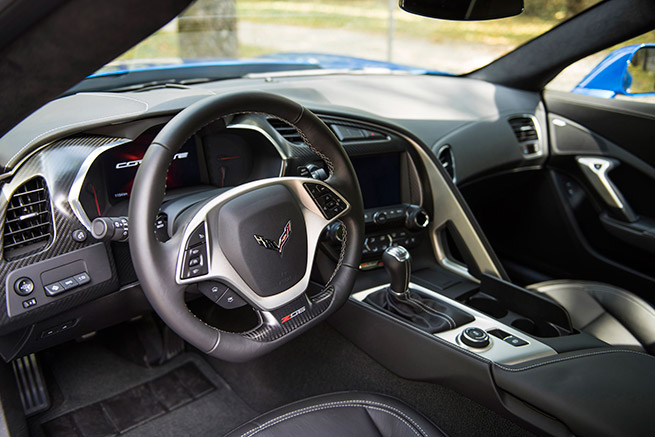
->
[253, 220, 292, 255]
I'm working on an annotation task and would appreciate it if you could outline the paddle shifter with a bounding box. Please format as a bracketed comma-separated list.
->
[382, 245, 411, 296]
[364, 245, 475, 334]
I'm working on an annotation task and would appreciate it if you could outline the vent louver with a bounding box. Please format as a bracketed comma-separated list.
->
[267, 118, 303, 143]
[268, 117, 388, 144]
[437, 145, 456, 182]
[3, 177, 53, 260]
[509, 117, 538, 142]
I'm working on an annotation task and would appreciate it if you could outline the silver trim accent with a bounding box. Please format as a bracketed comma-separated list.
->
[352, 283, 556, 365]
[508, 114, 543, 160]
[227, 123, 290, 177]
[414, 210, 430, 228]
[410, 139, 502, 280]
[175, 177, 350, 311]
[384, 245, 410, 262]
[576, 156, 637, 221]
[67, 138, 132, 230]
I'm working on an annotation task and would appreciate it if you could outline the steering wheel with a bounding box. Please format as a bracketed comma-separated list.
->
[128, 92, 364, 362]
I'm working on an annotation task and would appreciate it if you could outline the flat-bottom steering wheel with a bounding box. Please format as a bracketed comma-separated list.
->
[129, 92, 364, 362]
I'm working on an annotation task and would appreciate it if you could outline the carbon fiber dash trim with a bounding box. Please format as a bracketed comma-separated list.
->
[0, 136, 124, 334]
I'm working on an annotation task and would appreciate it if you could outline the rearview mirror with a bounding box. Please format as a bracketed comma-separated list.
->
[624, 47, 655, 94]
[399, 0, 524, 21]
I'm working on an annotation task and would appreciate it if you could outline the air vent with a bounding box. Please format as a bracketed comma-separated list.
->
[508, 116, 541, 158]
[268, 117, 388, 144]
[3, 177, 53, 260]
[509, 117, 538, 142]
[437, 144, 456, 182]
[267, 118, 303, 143]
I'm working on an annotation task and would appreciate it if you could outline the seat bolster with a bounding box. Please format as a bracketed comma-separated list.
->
[528, 280, 655, 354]
[224, 391, 446, 437]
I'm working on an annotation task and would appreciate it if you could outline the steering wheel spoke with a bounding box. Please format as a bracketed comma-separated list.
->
[174, 177, 349, 312]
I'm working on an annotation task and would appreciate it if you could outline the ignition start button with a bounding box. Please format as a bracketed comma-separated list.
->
[460, 327, 490, 348]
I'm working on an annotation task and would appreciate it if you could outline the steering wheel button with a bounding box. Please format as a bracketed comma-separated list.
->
[217, 289, 247, 309]
[188, 223, 207, 248]
[188, 257, 201, 267]
[189, 246, 203, 257]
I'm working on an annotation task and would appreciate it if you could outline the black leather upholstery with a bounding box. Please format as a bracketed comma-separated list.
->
[224, 392, 446, 437]
[528, 280, 655, 354]
[493, 348, 655, 437]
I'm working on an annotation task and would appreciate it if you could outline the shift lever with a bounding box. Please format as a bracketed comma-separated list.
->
[383, 246, 411, 296]
[367, 245, 475, 334]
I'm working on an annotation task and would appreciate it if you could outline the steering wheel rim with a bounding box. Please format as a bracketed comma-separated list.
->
[128, 91, 364, 362]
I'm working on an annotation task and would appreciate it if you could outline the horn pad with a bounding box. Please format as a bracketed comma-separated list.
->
[217, 185, 308, 297]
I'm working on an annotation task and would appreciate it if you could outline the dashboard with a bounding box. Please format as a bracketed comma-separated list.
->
[0, 72, 548, 361]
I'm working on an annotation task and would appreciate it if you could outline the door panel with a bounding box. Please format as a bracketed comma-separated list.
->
[460, 90, 655, 302]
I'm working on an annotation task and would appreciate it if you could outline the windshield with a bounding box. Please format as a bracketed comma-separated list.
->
[98, 0, 602, 77]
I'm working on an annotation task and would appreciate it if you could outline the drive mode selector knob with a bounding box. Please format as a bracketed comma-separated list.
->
[460, 327, 490, 348]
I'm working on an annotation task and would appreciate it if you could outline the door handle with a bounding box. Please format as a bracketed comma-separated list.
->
[576, 157, 637, 222]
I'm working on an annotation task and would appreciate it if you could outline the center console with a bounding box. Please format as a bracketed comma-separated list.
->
[351, 246, 559, 365]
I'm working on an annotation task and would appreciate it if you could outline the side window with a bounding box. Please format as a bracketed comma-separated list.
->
[547, 30, 655, 103]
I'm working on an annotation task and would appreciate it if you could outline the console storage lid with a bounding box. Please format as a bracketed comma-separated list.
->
[492, 348, 655, 437]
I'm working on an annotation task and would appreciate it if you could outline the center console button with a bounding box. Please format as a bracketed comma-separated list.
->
[460, 327, 490, 348]
[504, 335, 528, 347]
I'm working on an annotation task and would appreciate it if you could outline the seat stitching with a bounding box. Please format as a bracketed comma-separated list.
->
[245, 405, 420, 437]
[495, 349, 654, 372]
[240, 400, 429, 437]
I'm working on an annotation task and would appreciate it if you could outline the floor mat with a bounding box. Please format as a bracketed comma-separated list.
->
[29, 340, 256, 437]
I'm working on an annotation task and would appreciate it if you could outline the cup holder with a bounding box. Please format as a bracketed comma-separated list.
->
[511, 318, 560, 338]
[467, 297, 508, 319]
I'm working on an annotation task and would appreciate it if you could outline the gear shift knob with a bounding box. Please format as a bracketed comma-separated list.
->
[383, 246, 411, 296]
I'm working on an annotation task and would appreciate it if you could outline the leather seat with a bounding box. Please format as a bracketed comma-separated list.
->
[527, 280, 655, 354]
[225, 392, 446, 437]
